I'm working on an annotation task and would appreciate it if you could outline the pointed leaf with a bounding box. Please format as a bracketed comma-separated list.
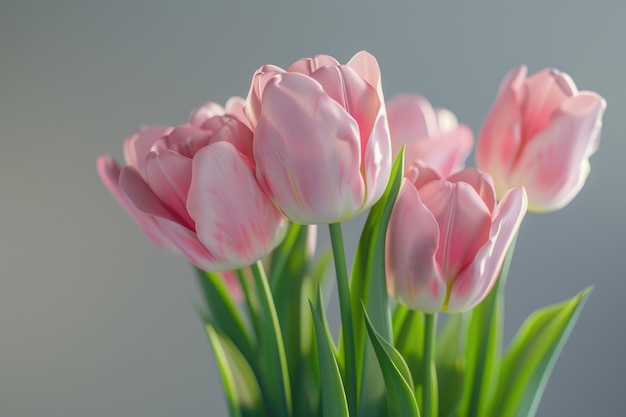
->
[459, 235, 517, 417]
[194, 267, 255, 365]
[206, 323, 266, 417]
[349, 149, 405, 411]
[363, 306, 420, 417]
[489, 287, 593, 417]
[310, 299, 349, 417]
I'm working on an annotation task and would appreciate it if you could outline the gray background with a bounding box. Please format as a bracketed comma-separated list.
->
[1, 1, 624, 416]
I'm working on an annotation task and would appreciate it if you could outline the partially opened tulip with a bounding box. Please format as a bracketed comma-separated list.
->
[386, 167, 527, 312]
[387, 94, 473, 177]
[97, 102, 287, 272]
[476, 66, 606, 212]
[247, 51, 392, 224]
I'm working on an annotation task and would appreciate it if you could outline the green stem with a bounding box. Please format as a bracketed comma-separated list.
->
[236, 269, 261, 339]
[423, 313, 438, 417]
[328, 223, 357, 416]
[250, 261, 292, 417]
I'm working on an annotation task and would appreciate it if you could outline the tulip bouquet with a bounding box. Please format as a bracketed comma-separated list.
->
[98, 51, 605, 417]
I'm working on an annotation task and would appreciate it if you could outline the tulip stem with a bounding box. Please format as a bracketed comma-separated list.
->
[250, 261, 292, 417]
[423, 313, 438, 417]
[328, 222, 357, 416]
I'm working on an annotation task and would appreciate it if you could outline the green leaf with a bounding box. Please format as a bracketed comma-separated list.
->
[459, 234, 517, 417]
[250, 261, 292, 417]
[436, 313, 468, 417]
[194, 267, 255, 365]
[393, 304, 425, 388]
[488, 287, 593, 417]
[349, 149, 405, 413]
[310, 298, 350, 417]
[206, 323, 266, 417]
[363, 305, 421, 417]
[294, 250, 332, 417]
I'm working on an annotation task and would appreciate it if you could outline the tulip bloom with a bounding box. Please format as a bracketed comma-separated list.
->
[387, 94, 473, 177]
[386, 167, 527, 312]
[476, 66, 606, 212]
[247, 51, 392, 224]
[97, 101, 287, 272]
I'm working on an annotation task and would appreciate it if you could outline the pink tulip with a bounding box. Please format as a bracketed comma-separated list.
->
[476, 66, 606, 212]
[247, 51, 392, 224]
[387, 94, 473, 177]
[385, 167, 527, 312]
[97, 102, 287, 272]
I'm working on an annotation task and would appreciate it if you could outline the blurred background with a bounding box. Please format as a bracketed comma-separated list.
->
[1, 1, 624, 416]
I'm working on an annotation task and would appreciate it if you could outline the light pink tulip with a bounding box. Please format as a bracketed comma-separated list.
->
[386, 167, 527, 312]
[387, 94, 473, 177]
[476, 66, 606, 212]
[247, 51, 392, 224]
[97, 102, 287, 272]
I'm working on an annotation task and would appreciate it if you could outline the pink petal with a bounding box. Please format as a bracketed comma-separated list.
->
[244, 64, 285, 128]
[254, 73, 365, 223]
[346, 50, 383, 94]
[361, 108, 392, 211]
[151, 125, 212, 159]
[386, 180, 445, 312]
[143, 151, 195, 228]
[476, 66, 527, 194]
[187, 141, 287, 269]
[96, 156, 178, 253]
[448, 187, 527, 311]
[286, 54, 340, 75]
[419, 180, 492, 280]
[511, 92, 606, 211]
[189, 102, 226, 128]
[447, 169, 496, 213]
[123, 126, 172, 175]
[310, 65, 381, 146]
[224, 96, 250, 128]
[119, 166, 182, 224]
[153, 217, 222, 272]
[521, 69, 577, 141]
[435, 108, 459, 133]
[388, 94, 439, 159]
[405, 162, 442, 190]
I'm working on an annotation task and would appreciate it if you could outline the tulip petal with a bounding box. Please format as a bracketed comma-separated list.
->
[386, 180, 445, 312]
[97, 156, 178, 252]
[153, 217, 222, 272]
[419, 180, 492, 280]
[224, 96, 250, 128]
[254, 73, 365, 223]
[449, 187, 527, 311]
[187, 141, 287, 269]
[310, 65, 381, 144]
[347, 50, 383, 93]
[244, 64, 285, 127]
[286, 54, 340, 75]
[118, 166, 182, 224]
[521, 69, 577, 141]
[143, 151, 195, 228]
[388, 94, 439, 155]
[447, 168, 496, 212]
[511, 92, 606, 211]
[476, 66, 527, 194]
[189, 102, 226, 128]
[123, 126, 171, 175]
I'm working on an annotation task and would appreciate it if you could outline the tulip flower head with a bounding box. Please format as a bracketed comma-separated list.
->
[386, 166, 527, 312]
[246, 51, 392, 224]
[97, 101, 287, 273]
[476, 66, 606, 212]
[387, 93, 473, 177]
